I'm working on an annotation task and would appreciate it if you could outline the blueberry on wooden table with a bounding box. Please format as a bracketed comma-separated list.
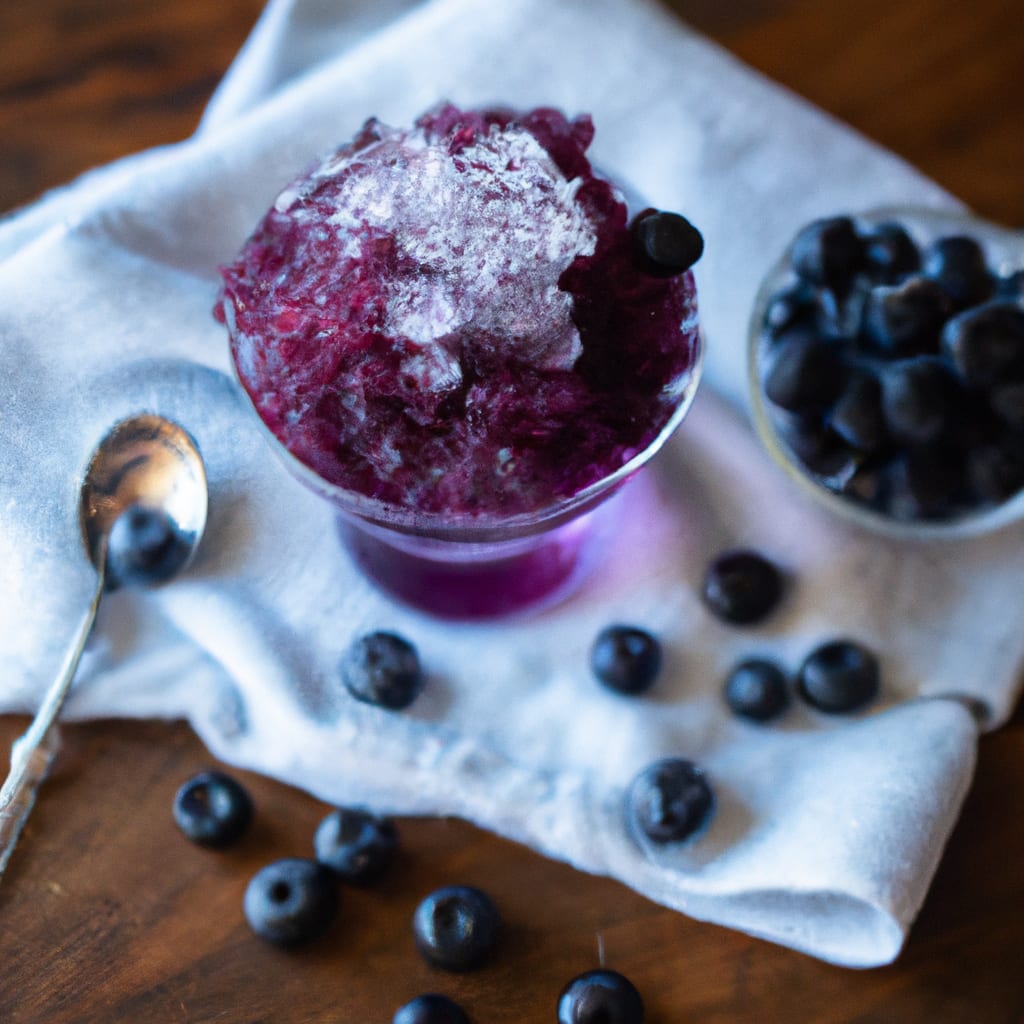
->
[393, 993, 470, 1024]
[557, 968, 645, 1024]
[243, 858, 338, 945]
[631, 210, 704, 276]
[627, 757, 714, 844]
[724, 659, 790, 722]
[173, 770, 253, 849]
[796, 639, 880, 713]
[702, 550, 785, 625]
[341, 631, 425, 710]
[590, 625, 662, 695]
[413, 885, 501, 971]
[314, 807, 398, 883]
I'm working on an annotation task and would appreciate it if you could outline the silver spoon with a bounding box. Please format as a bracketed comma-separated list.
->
[0, 414, 207, 880]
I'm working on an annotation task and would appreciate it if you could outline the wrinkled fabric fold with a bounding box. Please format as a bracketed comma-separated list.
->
[0, 0, 1019, 967]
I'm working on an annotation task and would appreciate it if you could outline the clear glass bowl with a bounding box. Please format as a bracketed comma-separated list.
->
[235, 330, 703, 621]
[748, 205, 1024, 540]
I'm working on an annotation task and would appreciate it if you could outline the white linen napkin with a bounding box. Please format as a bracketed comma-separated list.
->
[2, 0, 1022, 968]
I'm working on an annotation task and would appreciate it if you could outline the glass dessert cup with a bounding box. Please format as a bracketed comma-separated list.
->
[237, 340, 703, 619]
[748, 205, 1024, 540]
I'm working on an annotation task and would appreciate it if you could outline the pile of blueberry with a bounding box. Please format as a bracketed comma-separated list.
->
[757, 214, 1024, 522]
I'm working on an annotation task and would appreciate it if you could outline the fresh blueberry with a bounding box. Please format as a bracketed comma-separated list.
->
[861, 221, 921, 284]
[761, 330, 845, 414]
[557, 969, 644, 1024]
[105, 504, 193, 590]
[626, 757, 714, 844]
[990, 380, 1024, 429]
[631, 210, 704, 276]
[879, 356, 958, 445]
[995, 269, 1024, 301]
[724, 659, 790, 722]
[173, 770, 253, 849]
[393, 994, 470, 1024]
[314, 807, 398, 883]
[886, 445, 967, 521]
[941, 301, 1024, 388]
[796, 640, 880, 713]
[702, 550, 785, 625]
[341, 631, 425, 710]
[413, 885, 501, 971]
[779, 416, 860, 480]
[829, 370, 887, 452]
[923, 235, 994, 310]
[243, 858, 338, 945]
[590, 626, 662, 695]
[862, 276, 949, 355]
[966, 434, 1024, 505]
[762, 281, 823, 336]
[790, 216, 864, 294]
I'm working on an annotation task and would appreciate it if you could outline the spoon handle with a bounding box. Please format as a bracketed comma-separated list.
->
[0, 564, 106, 882]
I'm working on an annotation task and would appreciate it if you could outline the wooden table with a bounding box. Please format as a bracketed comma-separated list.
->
[2, 1, 1022, 1021]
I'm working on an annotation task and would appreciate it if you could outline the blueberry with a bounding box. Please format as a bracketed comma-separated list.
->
[314, 807, 398, 883]
[557, 969, 644, 1024]
[778, 416, 860, 480]
[393, 994, 470, 1024]
[413, 885, 501, 971]
[702, 550, 785, 625]
[105, 504, 193, 590]
[923, 235, 994, 310]
[829, 370, 887, 452]
[626, 757, 714, 844]
[796, 640, 880, 713]
[790, 216, 864, 294]
[879, 356, 958, 445]
[995, 269, 1024, 301]
[590, 626, 662, 695]
[762, 281, 823, 336]
[861, 221, 921, 284]
[243, 858, 338, 945]
[966, 435, 1024, 505]
[990, 380, 1024, 429]
[341, 631, 425, 709]
[724, 659, 790, 722]
[885, 445, 967, 521]
[941, 301, 1024, 388]
[173, 770, 253, 849]
[761, 330, 845, 414]
[631, 210, 704, 276]
[862, 276, 949, 355]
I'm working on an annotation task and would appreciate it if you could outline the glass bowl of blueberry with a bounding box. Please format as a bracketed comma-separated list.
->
[748, 207, 1024, 538]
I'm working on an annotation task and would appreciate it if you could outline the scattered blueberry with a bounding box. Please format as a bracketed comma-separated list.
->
[862, 276, 948, 355]
[790, 216, 864, 294]
[941, 301, 1024, 388]
[829, 370, 887, 452]
[862, 221, 921, 284]
[761, 331, 844, 414]
[626, 757, 714, 844]
[413, 885, 501, 971]
[105, 504, 193, 590]
[173, 770, 253, 849]
[341, 631, 425, 710]
[923, 235, 994, 309]
[702, 550, 785, 625]
[557, 968, 644, 1024]
[879, 356, 958, 445]
[393, 994, 470, 1024]
[314, 807, 398, 883]
[590, 626, 662, 695]
[631, 210, 704, 276]
[796, 640, 880, 713]
[243, 858, 338, 945]
[724, 659, 790, 722]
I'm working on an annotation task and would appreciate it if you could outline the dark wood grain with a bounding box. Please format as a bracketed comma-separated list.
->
[2, 1, 1023, 1021]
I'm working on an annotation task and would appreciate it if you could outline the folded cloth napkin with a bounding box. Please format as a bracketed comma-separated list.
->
[2, 0, 1022, 968]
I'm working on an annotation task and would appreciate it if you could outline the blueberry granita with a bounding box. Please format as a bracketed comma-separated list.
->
[754, 213, 1024, 524]
[218, 103, 701, 520]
